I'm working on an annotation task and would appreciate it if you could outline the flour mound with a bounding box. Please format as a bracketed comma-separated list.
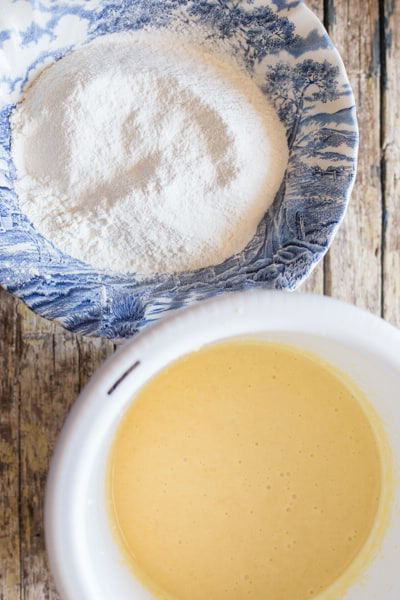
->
[11, 32, 288, 275]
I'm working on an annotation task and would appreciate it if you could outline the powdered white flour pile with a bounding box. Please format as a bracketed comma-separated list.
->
[11, 32, 288, 275]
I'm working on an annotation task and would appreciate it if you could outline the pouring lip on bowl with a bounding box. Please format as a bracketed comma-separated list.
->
[44, 290, 400, 600]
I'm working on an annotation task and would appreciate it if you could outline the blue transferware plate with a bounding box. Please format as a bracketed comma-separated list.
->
[0, 0, 358, 338]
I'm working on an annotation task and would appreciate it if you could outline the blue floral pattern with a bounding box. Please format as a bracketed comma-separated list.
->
[0, 0, 357, 338]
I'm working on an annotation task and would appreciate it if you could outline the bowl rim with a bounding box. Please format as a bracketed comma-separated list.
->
[45, 290, 400, 600]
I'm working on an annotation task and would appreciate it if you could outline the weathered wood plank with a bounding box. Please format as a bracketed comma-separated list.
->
[13, 301, 114, 599]
[381, 0, 400, 327]
[77, 336, 116, 390]
[297, 0, 325, 296]
[3, 1, 398, 599]
[308, 0, 324, 21]
[0, 289, 20, 600]
[299, 261, 324, 294]
[324, 0, 382, 315]
[18, 322, 75, 599]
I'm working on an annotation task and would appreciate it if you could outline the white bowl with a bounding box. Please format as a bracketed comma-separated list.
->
[45, 291, 400, 600]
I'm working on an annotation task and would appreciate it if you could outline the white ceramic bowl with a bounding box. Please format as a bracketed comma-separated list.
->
[45, 291, 400, 600]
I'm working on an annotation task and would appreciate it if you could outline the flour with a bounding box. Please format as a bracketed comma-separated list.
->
[10, 31, 288, 275]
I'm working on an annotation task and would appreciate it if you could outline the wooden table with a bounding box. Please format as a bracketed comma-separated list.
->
[1, 1, 399, 597]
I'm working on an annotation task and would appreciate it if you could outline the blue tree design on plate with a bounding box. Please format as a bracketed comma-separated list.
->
[89, 0, 300, 69]
[186, 0, 300, 68]
[257, 57, 357, 287]
[270, 0, 300, 11]
[89, 0, 183, 36]
[0, 0, 358, 337]
[262, 59, 342, 148]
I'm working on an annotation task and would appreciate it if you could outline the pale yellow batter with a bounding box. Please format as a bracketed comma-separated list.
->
[108, 341, 383, 600]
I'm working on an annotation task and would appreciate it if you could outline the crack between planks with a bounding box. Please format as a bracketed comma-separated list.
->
[15, 302, 24, 600]
[379, 0, 387, 319]
[323, 0, 336, 31]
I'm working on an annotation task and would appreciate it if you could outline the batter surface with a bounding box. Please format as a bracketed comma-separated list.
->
[108, 341, 382, 600]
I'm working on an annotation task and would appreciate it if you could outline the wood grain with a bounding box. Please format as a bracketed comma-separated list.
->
[0, 291, 114, 600]
[18, 308, 72, 600]
[298, 0, 325, 296]
[0, 291, 20, 600]
[382, 0, 400, 326]
[1, 1, 400, 598]
[324, 0, 383, 315]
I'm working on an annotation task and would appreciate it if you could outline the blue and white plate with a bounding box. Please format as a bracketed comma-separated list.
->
[0, 0, 358, 338]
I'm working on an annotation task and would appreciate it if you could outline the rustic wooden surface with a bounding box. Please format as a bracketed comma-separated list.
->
[1, 1, 400, 597]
